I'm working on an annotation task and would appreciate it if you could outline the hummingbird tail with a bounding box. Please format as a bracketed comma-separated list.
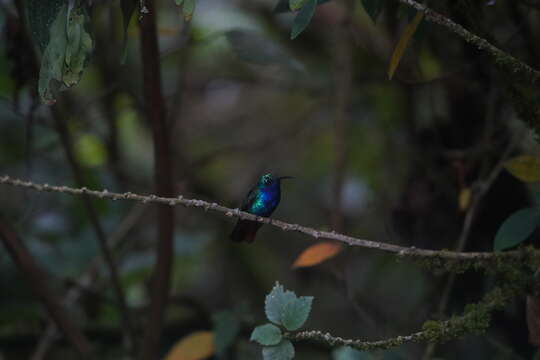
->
[230, 220, 262, 243]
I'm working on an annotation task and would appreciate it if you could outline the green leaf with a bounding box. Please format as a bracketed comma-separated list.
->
[251, 323, 282, 346]
[63, 4, 93, 86]
[289, 0, 307, 11]
[182, 0, 196, 21]
[494, 207, 540, 251]
[262, 340, 295, 360]
[388, 11, 424, 80]
[291, 0, 317, 39]
[27, 0, 66, 52]
[361, 0, 386, 23]
[38, 3, 68, 104]
[332, 346, 372, 360]
[213, 311, 240, 356]
[175, 0, 185, 5]
[264, 282, 313, 331]
[281, 294, 313, 331]
[504, 155, 540, 183]
[121, 0, 137, 63]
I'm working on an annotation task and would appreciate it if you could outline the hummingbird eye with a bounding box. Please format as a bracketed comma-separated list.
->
[261, 174, 272, 185]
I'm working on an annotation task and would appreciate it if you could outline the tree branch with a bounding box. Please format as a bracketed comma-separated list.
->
[396, 0, 540, 84]
[286, 286, 515, 351]
[1, 174, 536, 264]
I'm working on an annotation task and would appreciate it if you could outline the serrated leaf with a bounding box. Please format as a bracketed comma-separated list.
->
[289, 0, 307, 11]
[291, 0, 317, 40]
[282, 295, 313, 330]
[262, 340, 295, 360]
[164, 331, 214, 360]
[212, 311, 240, 356]
[504, 155, 540, 183]
[250, 323, 282, 346]
[264, 282, 313, 330]
[182, 0, 196, 21]
[388, 11, 424, 80]
[121, 0, 137, 63]
[494, 207, 540, 251]
[292, 242, 342, 269]
[361, 0, 386, 23]
[265, 283, 296, 325]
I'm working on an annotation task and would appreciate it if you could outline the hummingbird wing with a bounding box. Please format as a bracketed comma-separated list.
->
[240, 185, 258, 212]
[230, 184, 261, 243]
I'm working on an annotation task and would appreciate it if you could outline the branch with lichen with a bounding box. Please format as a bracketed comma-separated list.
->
[286, 286, 517, 351]
[2, 174, 540, 269]
[396, 0, 540, 85]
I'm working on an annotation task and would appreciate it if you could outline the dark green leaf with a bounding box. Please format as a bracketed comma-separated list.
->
[332, 346, 372, 360]
[494, 207, 540, 251]
[291, 0, 317, 40]
[281, 294, 313, 331]
[264, 282, 313, 330]
[27, 0, 66, 51]
[213, 311, 240, 356]
[182, 0, 196, 21]
[262, 340, 295, 360]
[361, 0, 386, 23]
[289, 0, 307, 11]
[250, 323, 282, 346]
[121, 0, 137, 63]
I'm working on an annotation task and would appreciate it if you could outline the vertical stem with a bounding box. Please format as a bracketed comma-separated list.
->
[138, 1, 176, 359]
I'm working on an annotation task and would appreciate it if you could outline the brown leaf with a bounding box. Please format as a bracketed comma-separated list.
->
[292, 242, 342, 269]
[527, 296, 540, 346]
[504, 155, 540, 183]
[388, 11, 424, 80]
[164, 331, 214, 360]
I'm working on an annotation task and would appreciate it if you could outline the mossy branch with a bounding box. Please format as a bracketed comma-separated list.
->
[396, 0, 540, 85]
[2, 175, 540, 268]
[286, 286, 517, 351]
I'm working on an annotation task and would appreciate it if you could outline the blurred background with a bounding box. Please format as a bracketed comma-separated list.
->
[0, 0, 539, 358]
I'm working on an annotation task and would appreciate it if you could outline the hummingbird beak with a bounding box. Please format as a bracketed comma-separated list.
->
[278, 176, 294, 181]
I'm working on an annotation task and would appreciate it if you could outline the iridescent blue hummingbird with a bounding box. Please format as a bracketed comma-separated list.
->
[230, 173, 292, 243]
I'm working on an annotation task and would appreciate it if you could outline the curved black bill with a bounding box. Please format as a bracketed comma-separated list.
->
[278, 176, 294, 180]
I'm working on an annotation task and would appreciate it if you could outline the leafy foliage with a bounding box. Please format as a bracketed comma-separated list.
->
[388, 11, 424, 80]
[504, 155, 540, 183]
[292, 242, 342, 268]
[251, 323, 283, 346]
[291, 0, 318, 39]
[262, 340, 295, 360]
[494, 207, 540, 251]
[265, 282, 313, 330]
[164, 331, 214, 360]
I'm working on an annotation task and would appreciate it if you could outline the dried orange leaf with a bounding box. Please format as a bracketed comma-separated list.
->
[458, 187, 471, 212]
[388, 11, 424, 80]
[504, 155, 540, 183]
[292, 242, 342, 269]
[164, 331, 214, 360]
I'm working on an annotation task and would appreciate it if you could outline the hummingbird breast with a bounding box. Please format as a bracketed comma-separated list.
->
[250, 187, 281, 217]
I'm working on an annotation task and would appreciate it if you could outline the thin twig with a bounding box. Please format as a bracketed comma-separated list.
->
[1, 174, 536, 263]
[395, 0, 540, 84]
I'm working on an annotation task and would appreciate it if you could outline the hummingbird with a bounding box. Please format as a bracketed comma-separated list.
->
[230, 173, 292, 243]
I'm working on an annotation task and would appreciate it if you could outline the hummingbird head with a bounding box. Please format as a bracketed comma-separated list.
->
[258, 174, 293, 187]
